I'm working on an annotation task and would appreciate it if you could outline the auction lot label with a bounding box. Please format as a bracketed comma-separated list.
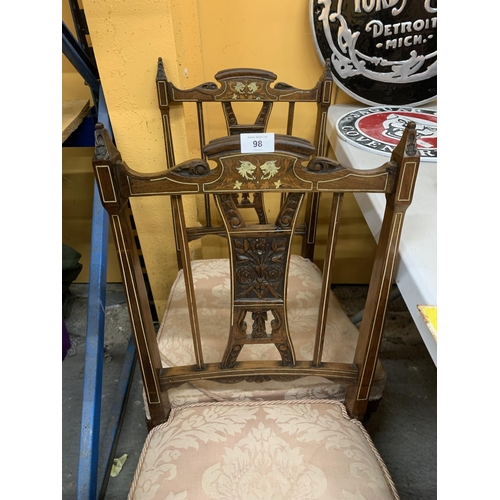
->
[310, 0, 437, 106]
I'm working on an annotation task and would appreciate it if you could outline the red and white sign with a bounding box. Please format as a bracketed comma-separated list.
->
[336, 107, 437, 162]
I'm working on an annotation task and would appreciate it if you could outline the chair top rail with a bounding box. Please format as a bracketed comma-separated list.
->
[93, 126, 414, 208]
[156, 57, 333, 104]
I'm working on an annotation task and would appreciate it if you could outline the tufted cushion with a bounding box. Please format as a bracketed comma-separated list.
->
[154, 255, 385, 409]
[129, 400, 399, 500]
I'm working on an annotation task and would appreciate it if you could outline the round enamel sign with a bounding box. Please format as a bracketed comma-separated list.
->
[310, 0, 437, 106]
[336, 106, 437, 161]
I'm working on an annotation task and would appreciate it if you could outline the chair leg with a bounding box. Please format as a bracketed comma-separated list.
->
[145, 404, 173, 431]
[362, 398, 382, 424]
[146, 418, 156, 432]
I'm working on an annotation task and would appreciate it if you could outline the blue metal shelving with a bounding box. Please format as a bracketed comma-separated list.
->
[63, 16, 136, 500]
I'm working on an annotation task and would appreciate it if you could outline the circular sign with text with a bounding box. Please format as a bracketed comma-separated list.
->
[336, 106, 437, 161]
[310, 0, 437, 106]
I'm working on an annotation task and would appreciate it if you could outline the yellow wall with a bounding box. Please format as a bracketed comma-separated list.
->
[62, 0, 122, 282]
[77, 0, 376, 317]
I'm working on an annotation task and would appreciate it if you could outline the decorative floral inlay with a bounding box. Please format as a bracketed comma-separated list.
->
[234, 82, 246, 93]
[237, 161, 257, 180]
[247, 82, 259, 93]
[260, 160, 279, 179]
[229, 81, 265, 100]
[234, 160, 282, 188]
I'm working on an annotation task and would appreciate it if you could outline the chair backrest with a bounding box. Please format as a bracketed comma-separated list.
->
[155, 58, 334, 260]
[92, 120, 420, 426]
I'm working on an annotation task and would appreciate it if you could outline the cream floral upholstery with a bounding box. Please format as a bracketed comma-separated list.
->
[129, 400, 399, 500]
[154, 255, 385, 409]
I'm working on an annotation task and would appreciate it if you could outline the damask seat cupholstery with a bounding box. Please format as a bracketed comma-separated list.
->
[92, 106, 420, 497]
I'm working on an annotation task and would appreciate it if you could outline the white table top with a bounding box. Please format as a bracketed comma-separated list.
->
[327, 103, 437, 366]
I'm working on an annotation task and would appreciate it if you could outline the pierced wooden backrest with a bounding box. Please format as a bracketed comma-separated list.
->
[93, 123, 420, 427]
[155, 58, 334, 258]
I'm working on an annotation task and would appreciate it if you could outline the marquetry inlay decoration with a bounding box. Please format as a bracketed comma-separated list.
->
[235, 160, 281, 183]
[397, 162, 418, 202]
[237, 161, 257, 180]
[110, 214, 161, 405]
[95, 165, 117, 204]
[357, 212, 404, 401]
[216, 80, 277, 101]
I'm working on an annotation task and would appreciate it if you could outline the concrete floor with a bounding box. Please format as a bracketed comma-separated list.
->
[62, 283, 437, 500]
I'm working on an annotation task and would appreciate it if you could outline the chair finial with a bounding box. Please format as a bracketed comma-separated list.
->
[404, 121, 418, 157]
[94, 123, 109, 160]
[157, 57, 166, 81]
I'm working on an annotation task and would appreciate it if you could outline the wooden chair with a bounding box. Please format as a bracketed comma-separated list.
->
[92, 119, 419, 499]
[155, 58, 334, 261]
[152, 62, 394, 412]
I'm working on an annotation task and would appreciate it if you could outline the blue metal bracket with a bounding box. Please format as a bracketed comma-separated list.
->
[62, 21, 100, 106]
[64, 17, 137, 499]
[77, 179, 109, 500]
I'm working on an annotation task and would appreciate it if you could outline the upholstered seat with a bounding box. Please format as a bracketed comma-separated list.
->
[155, 256, 385, 409]
[129, 400, 399, 500]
